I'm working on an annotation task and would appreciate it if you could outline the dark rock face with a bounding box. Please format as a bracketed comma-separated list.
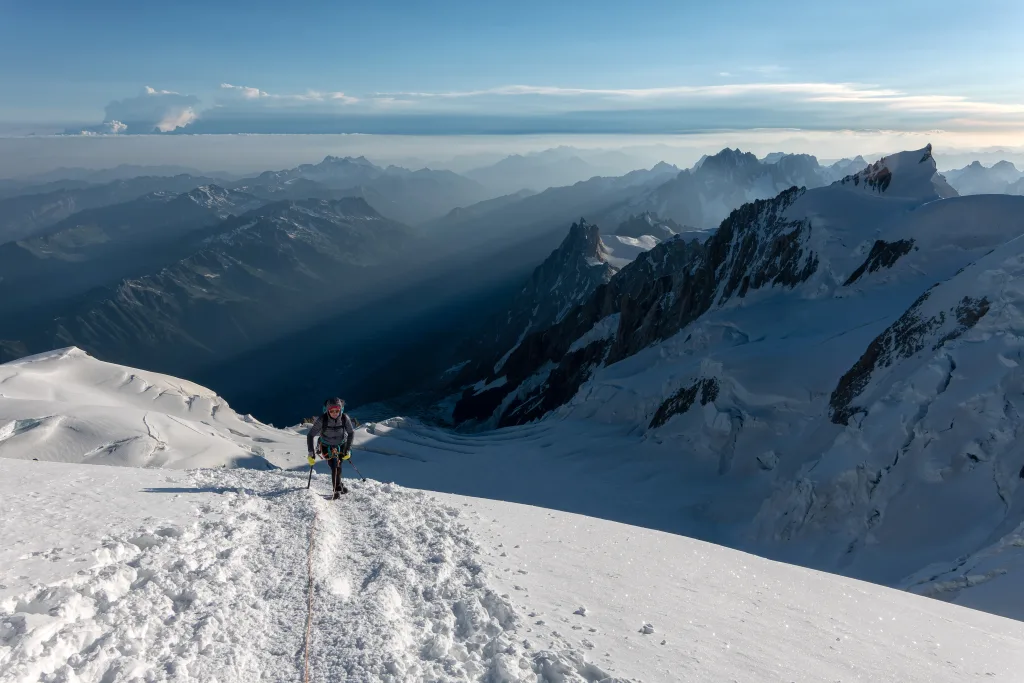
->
[499, 339, 612, 427]
[507, 218, 617, 331]
[839, 158, 895, 193]
[829, 291, 991, 425]
[454, 186, 820, 427]
[934, 296, 991, 349]
[649, 378, 720, 429]
[844, 239, 916, 286]
[448, 218, 618, 392]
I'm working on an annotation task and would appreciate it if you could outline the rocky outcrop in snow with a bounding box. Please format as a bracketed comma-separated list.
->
[453, 186, 815, 427]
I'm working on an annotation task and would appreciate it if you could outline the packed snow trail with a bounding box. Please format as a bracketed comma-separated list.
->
[0, 464, 619, 683]
[305, 476, 619, 682]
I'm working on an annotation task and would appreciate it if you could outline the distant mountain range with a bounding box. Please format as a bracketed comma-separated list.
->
[0, 174, 224, 243]
[597, 150, 872, 231]
[0, 197, 413, 372]
[0, 147, 879, 400]
[0, 185, 265, 319]
[462, 146, 652, 196]
[230, 156, 494, 225]
[941, 160, 1024, 196]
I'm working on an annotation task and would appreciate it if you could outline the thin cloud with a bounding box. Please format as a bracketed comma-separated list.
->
[220, 83, 358, 104]
[374, 82, 1024, 119]
[376, 82, 902, 100]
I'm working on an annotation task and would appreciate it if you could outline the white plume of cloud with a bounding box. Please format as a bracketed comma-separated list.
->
[155, 108, 197, 132]
[99, 86, 201, 132]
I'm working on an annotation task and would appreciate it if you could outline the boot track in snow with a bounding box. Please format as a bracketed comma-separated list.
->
[0, 468, 622, 683]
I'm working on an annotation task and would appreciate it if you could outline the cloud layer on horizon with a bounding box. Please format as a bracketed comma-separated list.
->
[64, 80, 1024, 137]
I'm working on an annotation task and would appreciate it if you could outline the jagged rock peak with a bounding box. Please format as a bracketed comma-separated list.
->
[563, 218, 607, 262]
[320, 155, 376, 167]
[700, 148, 760, 172]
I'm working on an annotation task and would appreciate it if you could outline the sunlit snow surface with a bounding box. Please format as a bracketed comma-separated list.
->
[1, 350, 1023, 681]
[0, 347, 298, 469]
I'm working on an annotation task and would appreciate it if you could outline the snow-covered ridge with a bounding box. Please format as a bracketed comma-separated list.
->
[0, 347, 297, 469]
[835, 144, 957, 200]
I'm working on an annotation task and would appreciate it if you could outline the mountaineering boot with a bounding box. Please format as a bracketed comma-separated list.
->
[332, 490, 341, 500]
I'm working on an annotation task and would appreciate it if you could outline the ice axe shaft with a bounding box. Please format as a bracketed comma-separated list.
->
[347, 456, 367, 482]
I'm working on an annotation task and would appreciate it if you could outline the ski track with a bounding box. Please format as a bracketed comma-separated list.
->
[0, 469, 620, 683]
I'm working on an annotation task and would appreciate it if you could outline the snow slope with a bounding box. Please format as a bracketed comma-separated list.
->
[2, 457, 1023, 683]
[3, 352, 1024, 681]
[0, 348, 300, 469]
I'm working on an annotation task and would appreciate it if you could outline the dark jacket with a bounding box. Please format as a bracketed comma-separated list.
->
[307, 413, 354, 454]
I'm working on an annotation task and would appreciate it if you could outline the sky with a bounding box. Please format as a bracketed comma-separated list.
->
[1, 0, 1023, 170]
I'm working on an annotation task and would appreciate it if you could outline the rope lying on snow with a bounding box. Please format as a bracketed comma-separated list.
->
[304, 506, 319, 683]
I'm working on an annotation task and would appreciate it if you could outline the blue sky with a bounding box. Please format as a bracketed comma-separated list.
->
[2, 0, 1024, 139]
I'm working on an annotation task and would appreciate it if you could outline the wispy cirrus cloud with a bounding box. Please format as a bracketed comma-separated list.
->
[371, 81, 1024, 122]
[219, 83, 358, 104]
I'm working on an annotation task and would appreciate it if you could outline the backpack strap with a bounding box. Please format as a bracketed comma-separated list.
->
[316, 411, 330, 452]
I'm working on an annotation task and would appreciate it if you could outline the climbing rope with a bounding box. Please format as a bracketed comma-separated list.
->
[303, 506, 319, 682]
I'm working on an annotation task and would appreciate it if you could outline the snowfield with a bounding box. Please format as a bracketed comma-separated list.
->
[2, 350, 1024, 681]
[0, 348, 298, 470]
[3, 458, 1024, 682]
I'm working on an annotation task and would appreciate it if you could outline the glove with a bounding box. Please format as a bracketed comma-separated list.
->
[307, 454, 316, 467]
[342, 451, 351, 461]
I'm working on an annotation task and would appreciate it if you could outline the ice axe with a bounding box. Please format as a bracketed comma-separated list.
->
[346, 454, 367, 483]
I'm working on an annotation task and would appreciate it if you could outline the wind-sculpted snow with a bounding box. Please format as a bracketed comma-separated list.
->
[0, 347, 297, 469]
